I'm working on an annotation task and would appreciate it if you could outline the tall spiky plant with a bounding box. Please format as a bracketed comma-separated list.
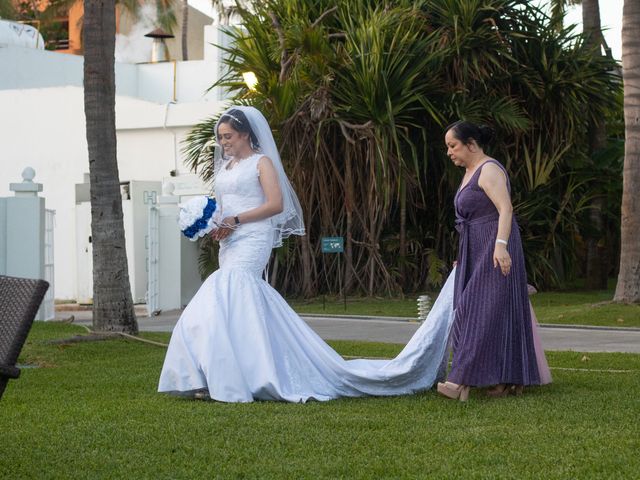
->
[184, 0, 620, 296]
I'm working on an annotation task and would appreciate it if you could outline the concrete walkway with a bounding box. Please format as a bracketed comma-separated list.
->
[62, 309, 640, 354]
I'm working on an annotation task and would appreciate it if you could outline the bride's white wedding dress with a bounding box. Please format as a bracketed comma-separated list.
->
[158, 153, 455, 403]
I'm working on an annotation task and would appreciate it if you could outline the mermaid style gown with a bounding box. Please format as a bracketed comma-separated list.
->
[449, 159, 549, 387]
[158, 154, 457, 403]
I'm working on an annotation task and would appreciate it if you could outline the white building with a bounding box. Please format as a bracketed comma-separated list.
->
[0, 15, 237, 302]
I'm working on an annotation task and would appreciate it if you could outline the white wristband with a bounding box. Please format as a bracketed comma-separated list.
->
[496, 238, 508, 246]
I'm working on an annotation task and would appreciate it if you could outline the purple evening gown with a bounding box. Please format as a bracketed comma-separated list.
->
[449, 159, 544, 387]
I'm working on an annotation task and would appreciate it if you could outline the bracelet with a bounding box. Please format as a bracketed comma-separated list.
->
[496, 238, 508, 246]
[234, 215, 241, 225]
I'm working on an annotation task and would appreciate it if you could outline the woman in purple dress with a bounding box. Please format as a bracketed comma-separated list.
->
[437, 121, 549, 401]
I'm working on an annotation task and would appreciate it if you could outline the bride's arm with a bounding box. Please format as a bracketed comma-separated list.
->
[214, 156, 283, 239]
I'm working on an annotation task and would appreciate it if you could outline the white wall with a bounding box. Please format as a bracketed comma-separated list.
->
[0, 46, 139, 97]
[0, 25, 231, 300]
[0, 87, 88, 299]
[0, 85, 224, 299]
[134, 60, 218, 103]
[0, 38, 222, 104]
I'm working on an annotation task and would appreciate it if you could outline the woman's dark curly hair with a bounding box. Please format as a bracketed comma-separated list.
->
[446, 120, 495, 150]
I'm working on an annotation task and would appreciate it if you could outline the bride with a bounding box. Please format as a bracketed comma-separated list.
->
[158, 105, 456, 403]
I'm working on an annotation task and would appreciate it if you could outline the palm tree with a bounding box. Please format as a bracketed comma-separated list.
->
[152, 0, 178, 36]
[578, 0, 610, 290]
[550, 0, 582, 26]
[551, 0, 612, 289]
[181, 0, 188, 60]
[83, 0, 138, 333]
[614, 0, 640, 303]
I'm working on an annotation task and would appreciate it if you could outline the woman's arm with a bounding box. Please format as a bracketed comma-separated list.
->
[478, 163, 513, 276]
[212, 156, 283, 240]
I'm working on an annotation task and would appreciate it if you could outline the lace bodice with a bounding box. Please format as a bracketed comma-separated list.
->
[214, 153, 273, 275]
[215, 153, 266, 219]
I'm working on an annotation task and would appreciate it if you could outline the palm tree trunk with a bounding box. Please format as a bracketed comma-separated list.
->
[344, 145, 354, 293]
[614, 0, 640, 303]
[83, 0, 138, 333]
[586, 197, 607, 288]
[582, 0, 603, 45]
[301, 232, 313, 298]
[582, 0, 609, 289]
[181, 0, 189, 61]
[399, 175, 407, 291]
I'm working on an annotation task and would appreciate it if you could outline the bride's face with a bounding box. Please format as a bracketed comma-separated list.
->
[218, 122, 250, 158]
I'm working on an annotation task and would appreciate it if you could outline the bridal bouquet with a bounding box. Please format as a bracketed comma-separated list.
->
[178, 196, 217, 241]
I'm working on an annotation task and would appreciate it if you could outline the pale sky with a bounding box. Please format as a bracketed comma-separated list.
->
[564, 1, 623, 60]
[189, 0, 216, 19]
[190, 0, 625, 60]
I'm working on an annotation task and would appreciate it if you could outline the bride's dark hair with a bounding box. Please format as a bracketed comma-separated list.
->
[216, 108, 261, 150]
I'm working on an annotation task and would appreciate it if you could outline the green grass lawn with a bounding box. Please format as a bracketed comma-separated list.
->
[1, 323, 639, 479]
[288, 289, 640, 328]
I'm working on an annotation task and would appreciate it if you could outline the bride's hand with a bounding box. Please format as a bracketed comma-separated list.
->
[211, 217, 235, 241]
[211, 226, 233, 241]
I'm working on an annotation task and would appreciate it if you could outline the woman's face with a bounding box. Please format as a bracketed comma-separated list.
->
[217, 121, 250, 158]
[445, 129, 476, 167]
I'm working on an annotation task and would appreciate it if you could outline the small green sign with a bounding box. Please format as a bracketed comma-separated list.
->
[321, 236, 344, 253]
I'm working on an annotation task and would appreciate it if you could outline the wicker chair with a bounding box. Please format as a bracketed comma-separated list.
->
[0, 275, 49, 400]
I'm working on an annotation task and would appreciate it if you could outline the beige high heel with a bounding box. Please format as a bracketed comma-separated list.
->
[510, 384, 524, 396]
[486, 383, 510, 398]
[486, 384, 524, 397]
[437, 381, 470, 402]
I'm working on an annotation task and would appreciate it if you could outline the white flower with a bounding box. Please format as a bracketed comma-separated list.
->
[178, 196, 217, 241]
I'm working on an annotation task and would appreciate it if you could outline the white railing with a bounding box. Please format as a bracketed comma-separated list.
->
[147, 205, 160, 316]
[41, 208, 56, 320]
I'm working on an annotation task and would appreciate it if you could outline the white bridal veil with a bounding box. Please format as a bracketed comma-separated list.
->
[213, 105, 305, 247]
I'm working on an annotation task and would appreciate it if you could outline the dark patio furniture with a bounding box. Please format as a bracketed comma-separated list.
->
[0, 275, 49, 400]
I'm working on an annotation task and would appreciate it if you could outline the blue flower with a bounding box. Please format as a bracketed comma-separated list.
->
[181, 198, 217, 239]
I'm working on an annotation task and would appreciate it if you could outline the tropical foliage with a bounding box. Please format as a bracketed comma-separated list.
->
[185, 0, 621, 296]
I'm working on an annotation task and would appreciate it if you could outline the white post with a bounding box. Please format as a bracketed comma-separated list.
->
[4, 167, 53, 320]
[417, 295, 432, 323]
[147, 182, 201, 315]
